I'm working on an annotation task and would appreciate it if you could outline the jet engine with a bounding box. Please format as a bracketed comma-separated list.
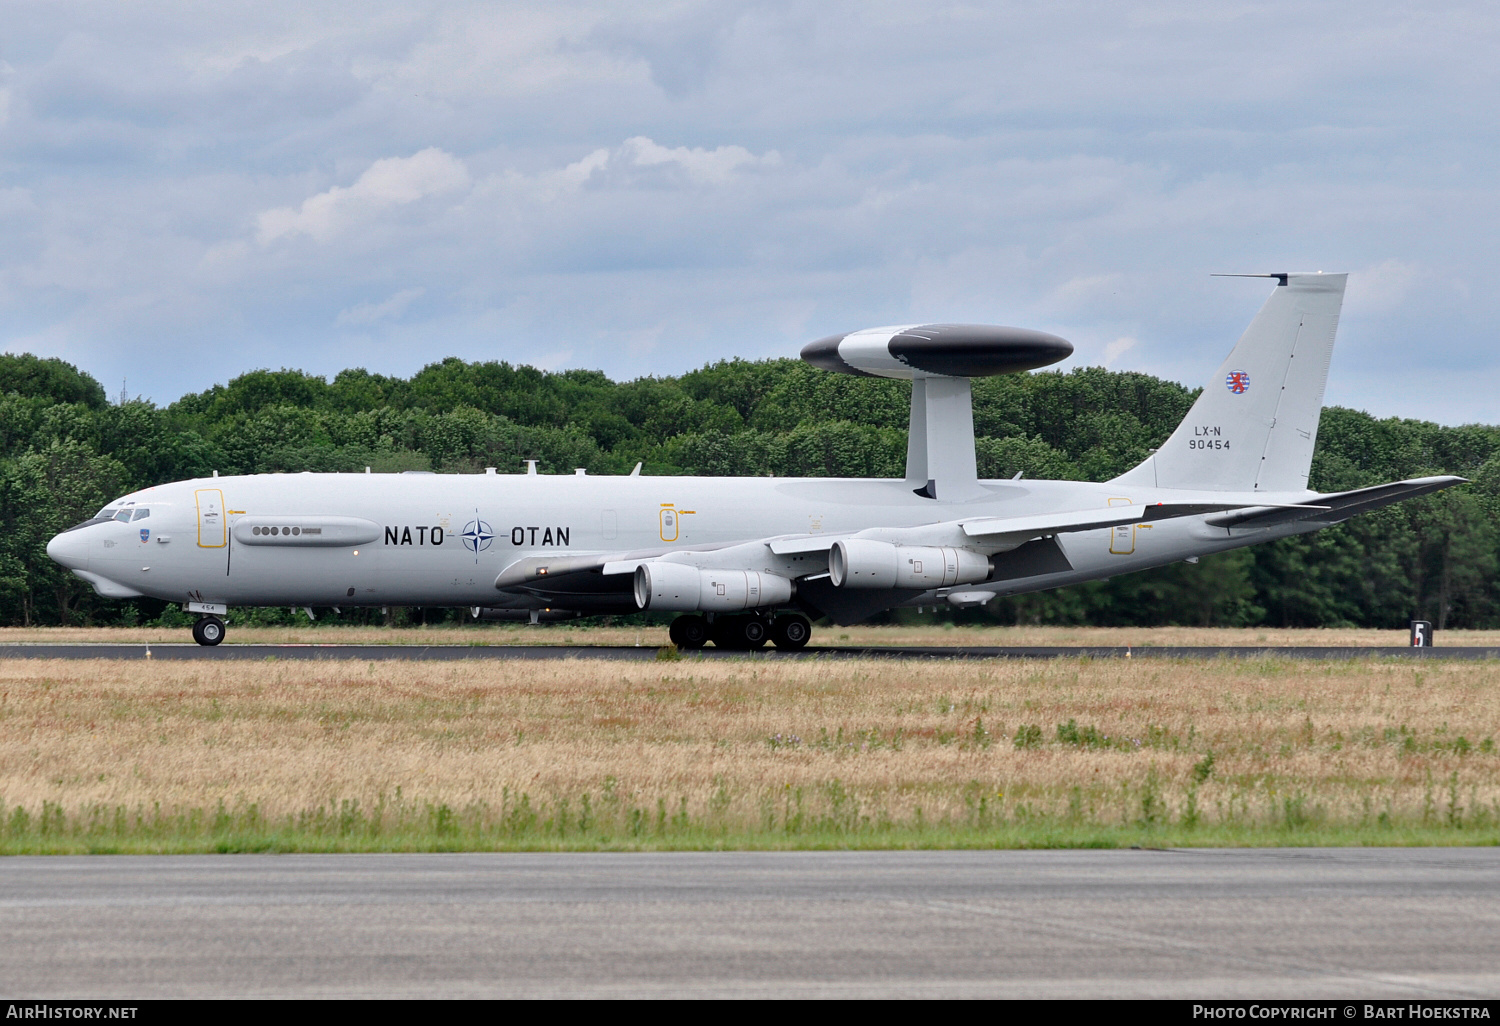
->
[829, 539, 990, 589]
[634, 562, 794, 612]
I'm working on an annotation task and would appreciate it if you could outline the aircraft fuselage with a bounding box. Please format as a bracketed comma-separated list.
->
[49, 470, 1319, 613]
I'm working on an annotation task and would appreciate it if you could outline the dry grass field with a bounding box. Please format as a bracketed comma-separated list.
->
[5, 623, 1500, 647]
[1, 652, 1497, 851]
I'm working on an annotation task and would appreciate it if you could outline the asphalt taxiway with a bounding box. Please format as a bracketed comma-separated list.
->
[1, 643, 1496, 660]
[1, 848, 1496, 998]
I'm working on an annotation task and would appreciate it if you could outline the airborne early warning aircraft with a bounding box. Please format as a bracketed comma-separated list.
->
[48, 272, 1461, 647]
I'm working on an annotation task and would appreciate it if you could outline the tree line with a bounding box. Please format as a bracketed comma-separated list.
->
[2, 351, 1494, 629]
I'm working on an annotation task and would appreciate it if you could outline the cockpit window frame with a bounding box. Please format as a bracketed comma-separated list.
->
[61, 516, 114, 534]
[89, 499, 157, 530]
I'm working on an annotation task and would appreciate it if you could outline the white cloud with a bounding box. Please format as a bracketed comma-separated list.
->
[619, 136, 777, 183]
[3, 2, 1500, 425]
[256, 148, 470, 244]
[1345, 259, 1421, 315]
[483, 135, 780, 205]
[541, 136, 779, 193]
[336, 287, 426, 326]
[559, 148, 611, 188]
[0, 187, 35, 217]
[1102, 336, 1137, 368]
[527, 348, 574, 372]
[1044, 273, 1129, 318]
[0, 59, 12, 128]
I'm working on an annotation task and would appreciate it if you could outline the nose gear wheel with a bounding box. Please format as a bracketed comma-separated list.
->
[192, 615, 226, 647]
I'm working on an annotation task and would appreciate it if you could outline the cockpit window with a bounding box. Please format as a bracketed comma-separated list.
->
[114, 510, 135, 523]
[131, 508, 150, 522]
[97, 507, 118, 520]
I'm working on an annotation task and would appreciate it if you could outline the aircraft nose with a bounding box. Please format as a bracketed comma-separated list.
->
[46, 528, 90, 571]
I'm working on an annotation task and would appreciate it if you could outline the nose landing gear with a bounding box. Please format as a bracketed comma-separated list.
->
[192, 615, 226, 647]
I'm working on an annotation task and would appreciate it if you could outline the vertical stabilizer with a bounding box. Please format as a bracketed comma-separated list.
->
[1112, 272, 1346, 492]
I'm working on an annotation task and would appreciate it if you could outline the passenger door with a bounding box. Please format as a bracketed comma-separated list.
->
[195, 488, 230, 574]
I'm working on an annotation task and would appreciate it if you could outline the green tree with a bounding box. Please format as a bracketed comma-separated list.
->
[0, 353, 109, 409]
[0, 441, 126, 625]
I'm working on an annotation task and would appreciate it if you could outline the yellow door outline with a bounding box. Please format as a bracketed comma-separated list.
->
[195, 488, 227, 548]
[1107, 497, 1133, 554]
[659, 505, 696, 543]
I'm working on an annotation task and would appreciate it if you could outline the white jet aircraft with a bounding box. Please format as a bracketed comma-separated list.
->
[48, 272, 1462, 647]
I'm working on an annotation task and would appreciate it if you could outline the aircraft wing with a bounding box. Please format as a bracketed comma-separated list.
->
[951, 500, 1307, 548]
[495, 484, 1422, 598]
[766, 536, 843, 555]
[493, 539, 763, 591]
[1203, 476, 1466, 529]
[959, 502, 1251, 539]
[765, 501, 1266, 557]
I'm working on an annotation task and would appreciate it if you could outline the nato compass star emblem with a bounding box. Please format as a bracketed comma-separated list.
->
[462, 519, 494, 553]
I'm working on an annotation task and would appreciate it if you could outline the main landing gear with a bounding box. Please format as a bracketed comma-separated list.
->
[192, 615, 226, 647]
[668, 612, 811, 651]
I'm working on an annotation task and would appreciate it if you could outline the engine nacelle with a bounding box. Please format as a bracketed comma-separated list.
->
[633, 562, 794, 612]
[829, 539, 990, 590]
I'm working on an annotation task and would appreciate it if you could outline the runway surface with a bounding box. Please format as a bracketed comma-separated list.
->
[1, 848, 1497, 998]
[1, 642, 1496, 660]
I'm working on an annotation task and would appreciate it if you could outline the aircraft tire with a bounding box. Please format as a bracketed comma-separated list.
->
[740, 617, 769, 649]
[709, 616, 740, 649]
[192, 615, 226, 647]
[711, 615, 767, 650]
[669, 614, 709, 649]
[771, 613, 811, 651]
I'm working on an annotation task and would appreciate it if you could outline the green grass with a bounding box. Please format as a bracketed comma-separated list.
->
[4, 790, 1495, 855]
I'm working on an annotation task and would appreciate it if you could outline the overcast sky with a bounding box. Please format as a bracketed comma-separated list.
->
[2, 1, 1497, 421]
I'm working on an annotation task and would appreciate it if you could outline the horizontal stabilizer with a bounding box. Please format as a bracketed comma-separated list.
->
[1204, 476, 1467, 529]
